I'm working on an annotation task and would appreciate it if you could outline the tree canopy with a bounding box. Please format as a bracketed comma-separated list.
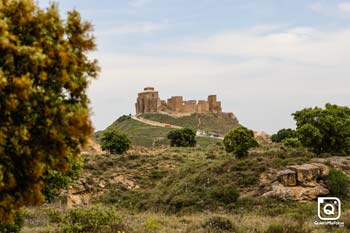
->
[167, 128, 197, 147]
[293, 104, 350, 154]
[0, 0, 98, 223]
[223, 126, 258, 158]
[101, 130, 131, 154]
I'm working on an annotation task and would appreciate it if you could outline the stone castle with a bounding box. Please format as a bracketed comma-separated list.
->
[135, 87, 234, 118]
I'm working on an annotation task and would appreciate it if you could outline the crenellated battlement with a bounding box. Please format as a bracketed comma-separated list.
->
[135, 87, 228, 115]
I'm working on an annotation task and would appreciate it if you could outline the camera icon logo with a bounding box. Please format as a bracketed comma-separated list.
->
[317, 197, 341, 221]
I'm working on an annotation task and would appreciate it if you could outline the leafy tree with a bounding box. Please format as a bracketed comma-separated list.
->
[167, 128, 196, 147]
[223, 126, 258, 158]
[271, 128, 296, 142]
[326, 169, 350, 198]
[101, 130, 131, 154]
[0, 0, 98, 223]
[293, 104, 350, 154]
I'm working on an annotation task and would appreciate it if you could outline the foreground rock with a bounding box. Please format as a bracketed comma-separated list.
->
[262, 182, 329, 200]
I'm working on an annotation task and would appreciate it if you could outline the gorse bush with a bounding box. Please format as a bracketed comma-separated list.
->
[167, 128, 196, 147]
[0, 0, 98, 223]
[101, 130, 131, 154]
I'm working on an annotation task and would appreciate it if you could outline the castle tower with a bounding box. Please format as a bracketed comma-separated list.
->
[135, 87, 161, 114]
[208, 95, 222, 113]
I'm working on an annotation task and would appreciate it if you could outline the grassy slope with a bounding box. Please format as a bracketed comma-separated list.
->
[141, 113, 239, 134]
[94, 115, 222, 148]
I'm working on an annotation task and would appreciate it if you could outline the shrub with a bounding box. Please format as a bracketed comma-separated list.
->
[209, 184, 239, 204]
[223, 126, 259, 158]
[101, 130, 131, 154]
[271, 128, 297, 143]
[203, 216, 237, 232]
[60, 205, 124, 233]
[326, 169, 350, 198]
[167, 128, 196, 147]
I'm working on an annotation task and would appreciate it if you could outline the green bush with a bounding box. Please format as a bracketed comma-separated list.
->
[209, 184, 239, 204]
[203, 216, 237, 232]
[282, 138, 302, 148]
[60, 205, 124, 233]
[101, 130, 131, 154]
[167, 128, 196, 147]
[0, 211, 24, 233]
[326, 169, 350, 198]
[223, 126, 259, 158]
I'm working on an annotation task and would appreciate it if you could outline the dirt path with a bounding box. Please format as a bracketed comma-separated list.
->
[131, 115, 183, 129]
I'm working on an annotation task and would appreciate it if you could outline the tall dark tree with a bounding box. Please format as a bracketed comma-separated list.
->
[0, 0, 98, 223]
[293, 104, 350, 154]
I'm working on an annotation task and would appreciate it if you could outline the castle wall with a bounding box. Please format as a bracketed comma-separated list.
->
[182, 100, 197, 113]
[197, 100, 209, 113]
[136, 87, 225, 115]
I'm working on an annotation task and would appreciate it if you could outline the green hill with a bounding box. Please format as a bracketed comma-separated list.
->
[94, 115, 222, 148]
[141, 113, 239, 134]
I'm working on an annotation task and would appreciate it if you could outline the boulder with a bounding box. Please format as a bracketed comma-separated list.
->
[277, 169, 297, 186]
[262, 182, 329, 201]
[287, 164, 321, 187]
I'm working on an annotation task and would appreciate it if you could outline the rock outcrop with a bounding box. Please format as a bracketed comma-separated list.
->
[259, 157, 349, 201]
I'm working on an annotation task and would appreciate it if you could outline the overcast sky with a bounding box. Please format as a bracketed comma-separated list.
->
[38, 0, 350, 133]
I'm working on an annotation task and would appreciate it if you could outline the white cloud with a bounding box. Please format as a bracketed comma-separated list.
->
[310, 1, 350, 17]
[170, 26, 350, 67]
[89, 26, 350, 133]
[338, 2, 350, 13]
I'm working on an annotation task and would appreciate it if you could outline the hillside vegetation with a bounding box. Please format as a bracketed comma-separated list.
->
[141, 113, 239, 134]
[94, 115, 222, 148]
[22, 143, 350, 232]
